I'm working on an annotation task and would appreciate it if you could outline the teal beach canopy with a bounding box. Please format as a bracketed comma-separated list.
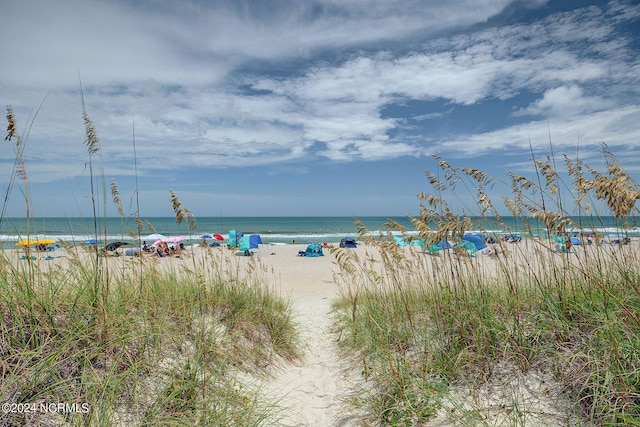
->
[305, 243, 323, 257]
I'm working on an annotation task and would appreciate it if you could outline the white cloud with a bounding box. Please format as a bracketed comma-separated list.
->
[433, 106, 640, 159]
[1, 0, 639, 186]
[1, 0, 511, 91]
[517, 85, 613, 118]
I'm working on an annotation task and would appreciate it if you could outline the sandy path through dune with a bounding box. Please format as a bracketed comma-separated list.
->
[254, 245, 359, 426]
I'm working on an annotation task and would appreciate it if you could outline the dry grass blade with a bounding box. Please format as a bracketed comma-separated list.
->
[592, 175, 640, 218]
[5, 106, 18, 142]
[461, 167, 494, 186]
[15, 156, 27, 182]
[135, 215, 144, 234]
[83, 112, 100, 155]
[145, 220, 157, 234]
[169, 189, 197, 229]
[424, 170, 447, 191]
[111, 178, 125, 217]
[586, 149, 640, 218]
[170, 189, 186, 224]
[534, 157, 558, 194]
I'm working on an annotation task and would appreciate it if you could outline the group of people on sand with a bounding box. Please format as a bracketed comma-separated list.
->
[142, 241, 184, 258]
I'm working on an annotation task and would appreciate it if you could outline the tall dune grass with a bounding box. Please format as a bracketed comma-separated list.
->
[332, 147, 639, 426]
[0, 252, 300, 426]
[1, 106, 301, 426]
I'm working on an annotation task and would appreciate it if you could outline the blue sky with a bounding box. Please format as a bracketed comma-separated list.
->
[1, 0, 639, 218]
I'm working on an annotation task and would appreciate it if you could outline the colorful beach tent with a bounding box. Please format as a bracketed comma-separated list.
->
[340, 237, 357, 248]
[455, 240, 478, 256]
[249, 234, 262, 247]
[427, 239, 451, 252]
[462, 234, 487, 251]
[552, 236, 575, 253]
[228, 230, 236, 247]
[392, 236, 425, 247]
[305, 243, 324, 257]
[238, 234, 262, 252]
[553, 236, 581, 246]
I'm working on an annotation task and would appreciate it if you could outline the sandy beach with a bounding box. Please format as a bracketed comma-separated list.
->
[4, 237, 638, 426]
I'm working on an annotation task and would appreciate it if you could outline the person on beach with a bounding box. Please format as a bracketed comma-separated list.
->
[173, 243, 182, 257]
[154, 241, 170, 257]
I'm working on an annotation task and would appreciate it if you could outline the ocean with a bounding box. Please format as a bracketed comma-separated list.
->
[0, 215, 637, 247]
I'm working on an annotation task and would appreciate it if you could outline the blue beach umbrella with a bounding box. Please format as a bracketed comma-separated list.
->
[436, 238, 451, 249]
[83, 239, 100, 245]
[200, 234, 213, 239]
[462, 234, 486, 251]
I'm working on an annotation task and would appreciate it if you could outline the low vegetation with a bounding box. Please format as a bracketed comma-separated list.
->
[0, 249, 300, 426]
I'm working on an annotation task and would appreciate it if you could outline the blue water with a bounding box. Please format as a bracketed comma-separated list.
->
[0, 215, 637, 247]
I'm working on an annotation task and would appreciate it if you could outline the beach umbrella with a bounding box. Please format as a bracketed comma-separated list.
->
[462, 234, 486, 251]
[16, 239, 37, 246]
[83, 239, 100, 245]
[153, 236, 185, 246]
[35, 239, 55, 245]
[435, 239, 451, 249]
[213, 234, 224, 241]
[200, 234, 213, 239]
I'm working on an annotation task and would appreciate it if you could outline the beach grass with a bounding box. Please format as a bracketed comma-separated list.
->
[1, 106, 301, 426]
[331, 148, 639, 426]
[0, 250, 301, 426]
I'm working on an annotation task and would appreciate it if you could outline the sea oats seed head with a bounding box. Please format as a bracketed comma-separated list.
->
[5, 106, 18, 142]
[110, 178, 125, 217]
[83, 113, 100, 155]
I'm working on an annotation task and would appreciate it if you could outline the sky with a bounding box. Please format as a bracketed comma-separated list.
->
[1, 0, 639, 218]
